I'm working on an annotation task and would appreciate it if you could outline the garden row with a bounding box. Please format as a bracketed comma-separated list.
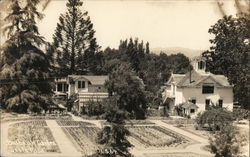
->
[2, 115, 72, 123]
[10, 120, 48, 127]
[56, 120, 94, 126]
[62, 127, 102, 156]
[102, 120, 155, 126]
[128, 126, 190, 148]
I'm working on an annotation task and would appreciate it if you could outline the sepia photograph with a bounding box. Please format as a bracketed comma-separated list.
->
[0, 0, 249, 157]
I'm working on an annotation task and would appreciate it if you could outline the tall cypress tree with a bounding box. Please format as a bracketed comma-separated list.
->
[0, 0, 52, 113]
[48, 0, 100, 76]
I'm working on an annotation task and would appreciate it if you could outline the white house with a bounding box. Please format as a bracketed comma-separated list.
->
[162, 56, 233, 118]
[54, 75, 109, 113]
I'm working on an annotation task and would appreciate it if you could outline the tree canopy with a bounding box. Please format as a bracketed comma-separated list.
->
[47, 0, 101, 76]
[202, 14, 250, 109]
[0, 0, 52, 113]
[105, 63, 148, 119]
[101, 38, 190, 108]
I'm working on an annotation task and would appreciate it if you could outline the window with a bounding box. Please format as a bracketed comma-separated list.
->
[218, 99, 223, 108]
[191, 99, 196, 104]
[205, 99, 210, 110]
[172, 84, 176, 95]
[78, 81, 85, 89]
[57, 83, 68, 92]
[198, 61, 205, 70]
[202, 85, 214, 94]
[57, 83, 63, 92]
[190, 109, 195, 113]
[64, 84, 68, 92]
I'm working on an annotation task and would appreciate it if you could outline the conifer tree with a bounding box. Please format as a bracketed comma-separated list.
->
[0, 0, 52, 113]
[145, 42, 150, 54]
[48, 0, 100, 76]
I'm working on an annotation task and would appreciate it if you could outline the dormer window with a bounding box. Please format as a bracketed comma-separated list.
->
[191, 56, 206, 72]
[198, 61, 205, 70]
[202, 84, 214, 94]
[78, 81, 85, 89]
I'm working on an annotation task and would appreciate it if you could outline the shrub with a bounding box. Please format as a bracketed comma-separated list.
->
[196, 108, 233, 131]
[85, 100, 105, 116]
[232, 108, 250, 121]
[209, 124, 247, 157]
[66, 94, 77, 111]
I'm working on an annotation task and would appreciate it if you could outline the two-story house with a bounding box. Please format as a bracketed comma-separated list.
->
[54, 75, 109, 113]
[162, 56, 233, 118]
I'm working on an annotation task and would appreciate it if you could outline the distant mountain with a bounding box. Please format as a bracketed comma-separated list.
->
[151, 47, 205, 59]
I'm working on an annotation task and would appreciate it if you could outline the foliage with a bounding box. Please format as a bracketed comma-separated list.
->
[84, 100, 105, 116]
[96, 97, 133, 157]
[47, 0, 101, 76]
[104, 63, 148, 119]
[196, 108, 233, 131]
[202, 14, 250, 109]
[209, 124, 247, 157]
[232, 108, 250, 120]
[174, 105, 184, 116]
[66, 93, 77, 111]
[0, 0, 53, 113]
[101, 42, 190, 108]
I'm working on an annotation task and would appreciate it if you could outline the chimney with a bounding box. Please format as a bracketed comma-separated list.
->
[189, 63, 192, 83]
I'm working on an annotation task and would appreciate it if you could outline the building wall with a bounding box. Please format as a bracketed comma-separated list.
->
[88, 85, 107, 93]
[176, 87, 233, 113]
[74, 79, 89, 93]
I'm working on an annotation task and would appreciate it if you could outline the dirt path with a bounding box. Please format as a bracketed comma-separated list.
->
[46, 120, 82, 157]
[130, 120, 214, 157]
[1, 117, 213, 157]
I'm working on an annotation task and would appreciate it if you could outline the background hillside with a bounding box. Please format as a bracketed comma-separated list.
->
[152, 47, 204, 59]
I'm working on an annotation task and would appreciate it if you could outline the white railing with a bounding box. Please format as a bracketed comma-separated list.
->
[78, 92, 109, 102]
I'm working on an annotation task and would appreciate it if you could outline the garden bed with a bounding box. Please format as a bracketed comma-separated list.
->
[127, 126, 190, 148]
[7, 121, 60, 153]
[56, 120, 94, 126]
[144, 152, 212, 157]
[102, 120, 155, 126]
[2, 115, 73, 123]
[62, 126, 102, 156]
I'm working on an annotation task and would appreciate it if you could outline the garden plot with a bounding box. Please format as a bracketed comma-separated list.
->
[56, 120, 94, 126]
[7, 121, 60, 154]
[144, 152, 211, 157]
[102, 120, 155, 126]
[127, 126, 190, 149]
[62, 126, 102, 156]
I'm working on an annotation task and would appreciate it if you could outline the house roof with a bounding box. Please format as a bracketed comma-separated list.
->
[166, 70, 231, 87]
[181, 101, 199, 109]
[68, 75, 108, 85]
[166, 74, 185, 85]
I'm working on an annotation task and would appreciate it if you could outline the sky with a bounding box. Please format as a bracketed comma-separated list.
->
[37, 0, 239, 51]
[1, 0, 240, 51]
